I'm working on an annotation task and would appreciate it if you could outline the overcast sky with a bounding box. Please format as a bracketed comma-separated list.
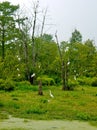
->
[1, 0, 97, 45]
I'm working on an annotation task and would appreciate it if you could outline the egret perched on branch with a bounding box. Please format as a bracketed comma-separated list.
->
[49, 90, 54, 98]
[31, 73, 35, 78]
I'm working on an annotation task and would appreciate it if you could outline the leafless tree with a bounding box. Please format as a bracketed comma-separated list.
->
[40, 8, 48, 37]
[31, 0, 39, 67]
[55, 32, 68, 90]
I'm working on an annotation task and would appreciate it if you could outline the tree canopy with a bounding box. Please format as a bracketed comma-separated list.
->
[0, 1, 97, 90]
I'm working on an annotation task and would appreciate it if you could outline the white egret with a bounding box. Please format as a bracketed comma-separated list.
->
[31, 73, 35, 78]
[18, 74, 20, 77]
[17, 68, 19, 71]
[74, 75, 76, 80]
[49, 90, 54, 98]
[67, 61, 70, 65]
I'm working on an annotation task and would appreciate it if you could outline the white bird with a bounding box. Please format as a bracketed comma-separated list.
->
[49, 90, 54, 98]
[18, 74, 20, 77]
[17, 68, 19, 71]
[18, 57, 21, 61]
[31, 73, 35, 78]
[74, 75, 76, 80]
[67, 61, 70, 65]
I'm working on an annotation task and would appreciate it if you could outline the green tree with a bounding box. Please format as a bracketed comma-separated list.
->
[70, 29, 82, 43]
[0, 1, 19, 59]
[55, 32, 70, 90]
[84, 39, 96, 77]
[34, 37, 58, 76]
[42, 33, 54, 43]
[68, 39, 97, 78]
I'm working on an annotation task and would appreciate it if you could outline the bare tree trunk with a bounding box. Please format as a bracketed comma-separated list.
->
[55, 32, 68, 90]
[40, 8, 47, 37]
[32, 0, 39, 67]
[38, 80, 43, 95]
[24, 41, 30, 81]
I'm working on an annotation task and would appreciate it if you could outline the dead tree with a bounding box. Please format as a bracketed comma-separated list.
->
[55, 32, 68, 90]
[31, 0, 39, 67]
[40, 8, 48, 37]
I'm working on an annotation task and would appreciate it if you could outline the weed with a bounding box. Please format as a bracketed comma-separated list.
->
[76, 112, 90, 120]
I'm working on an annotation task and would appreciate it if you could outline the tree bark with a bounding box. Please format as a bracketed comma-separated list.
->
[38, 80, 43, 95]
[55, 32, 68, 90]
[32, 1, 39, 67]
[2, 26, 5, 60]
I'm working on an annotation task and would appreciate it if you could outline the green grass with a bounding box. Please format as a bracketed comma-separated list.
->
[0, 85, 97, 122]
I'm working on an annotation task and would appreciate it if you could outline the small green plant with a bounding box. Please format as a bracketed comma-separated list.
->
[26, 107, 47, 115]
[76, 112, 90, 120]
[12, 103, 20, 109]
[40, 98, 48, 103]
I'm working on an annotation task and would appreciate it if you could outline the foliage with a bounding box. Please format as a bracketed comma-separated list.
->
[77, 77, 93, 86]
[0, 79, 15, 91]
[37, 75, 55, 86]
[68, 79, 79, 90]
[41, 33, 54, 42]
[15, 81, 32, 90]
[91, 77, 97, 87]
[0, 1, 19, 59]
[70, 29, 82, 43]
[0, 1, 97, 89]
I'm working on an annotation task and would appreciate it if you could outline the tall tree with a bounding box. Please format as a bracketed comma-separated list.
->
[0, 1, 19, 59]
[31, 0, 39, 67]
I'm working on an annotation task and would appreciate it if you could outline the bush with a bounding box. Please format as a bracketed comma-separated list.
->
[91, 77, 97, 87]
[15, 81, 32, 90]
[77, 77, 92, 86]
[0, 79, 15, 91]
[76, 112, 90, 120]
[37, 75, 55, 86]
[68, 79, 78, 90]
[0, 79, 5, 90]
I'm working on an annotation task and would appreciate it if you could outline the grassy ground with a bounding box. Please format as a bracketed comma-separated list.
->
[0, 84, 97, 123]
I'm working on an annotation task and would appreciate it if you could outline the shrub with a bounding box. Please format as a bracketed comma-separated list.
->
[0, 79, 5, 90]
[37, 75, 55, 86]
[91, 77, 97, 87]
[26, 107, 47, 114]
[15, 81, 32, 90]
[77, 77, 92, 86]
[0, 79, 15, 91]
[76, 112, 90, 120]
[68, 79, 78, 90]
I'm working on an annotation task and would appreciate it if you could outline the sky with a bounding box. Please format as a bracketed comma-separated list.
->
[0, 0, 97, 45]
